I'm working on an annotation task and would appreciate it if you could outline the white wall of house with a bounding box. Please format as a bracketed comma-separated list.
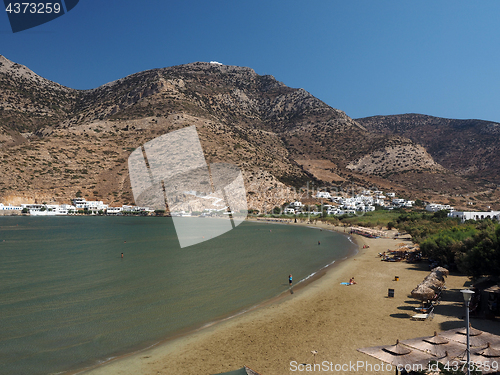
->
[449, 211, 500, 222]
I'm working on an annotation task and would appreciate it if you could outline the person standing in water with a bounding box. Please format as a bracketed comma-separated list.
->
[289, 274, 293, 286]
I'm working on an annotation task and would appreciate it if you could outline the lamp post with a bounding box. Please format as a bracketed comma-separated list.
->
[461, 289, 475, 375]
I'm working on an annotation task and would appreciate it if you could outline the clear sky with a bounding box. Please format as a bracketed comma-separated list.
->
[1, 0, 500, 122]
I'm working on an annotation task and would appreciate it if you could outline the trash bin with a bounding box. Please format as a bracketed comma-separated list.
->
[395, 276, 399, 281]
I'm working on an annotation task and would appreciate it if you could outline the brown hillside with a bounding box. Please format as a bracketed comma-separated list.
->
[0, 57, 498, 211]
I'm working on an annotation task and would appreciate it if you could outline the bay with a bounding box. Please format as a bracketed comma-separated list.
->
[0, 217, 355, 375]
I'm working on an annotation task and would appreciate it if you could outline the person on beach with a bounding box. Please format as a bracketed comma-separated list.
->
[349, 277, 356, 285]
[289, 274, 293, 286]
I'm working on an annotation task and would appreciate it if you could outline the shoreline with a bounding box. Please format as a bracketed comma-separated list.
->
[72, 220, 358, 374]
[79, 220, 487, 375]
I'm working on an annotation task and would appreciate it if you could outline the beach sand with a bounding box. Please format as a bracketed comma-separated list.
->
[82, 221, 497, 375]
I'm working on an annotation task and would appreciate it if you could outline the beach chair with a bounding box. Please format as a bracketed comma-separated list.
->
[411, 307, 434, 321]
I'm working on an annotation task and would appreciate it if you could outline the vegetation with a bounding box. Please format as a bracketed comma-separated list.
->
[319, 209, 403, 228]
[392, 210, 500, 279]
[420, 220, 500, 278]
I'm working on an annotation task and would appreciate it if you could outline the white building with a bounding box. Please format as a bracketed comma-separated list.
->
[59, 204, 77, 214]
[71, 198, 108, 212]
[426, 203, 454, 212]
[106, 207, 123, 215]
[392, 198, 406, 205]
[449, 211, 500, 222]
[0, 203, 22, 211]
[404, 200, 415, 208]
[283, 208, 296, 215]
[315, 192, 331, 199]
[122, 205, 151, 213]
[22, 203, 76, 215]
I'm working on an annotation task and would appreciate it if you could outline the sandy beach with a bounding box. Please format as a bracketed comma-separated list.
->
[81, 220, 499, 375]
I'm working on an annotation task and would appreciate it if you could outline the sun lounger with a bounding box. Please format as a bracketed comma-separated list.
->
[411, 310, 434, 321]
[414, 306, 433, 313]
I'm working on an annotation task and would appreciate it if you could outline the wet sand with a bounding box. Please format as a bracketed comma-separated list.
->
[81, 221, 493, 375]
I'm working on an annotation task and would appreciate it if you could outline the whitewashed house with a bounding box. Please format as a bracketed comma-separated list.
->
[0, 203, 22, 211]
[316, 192, 331, 199]
[392, 198, 406, 206]
[426, 203, 454, 212]
[449, 211, 500, 222]
[106, 207, 123, 215]
[71, 198, 108, 213]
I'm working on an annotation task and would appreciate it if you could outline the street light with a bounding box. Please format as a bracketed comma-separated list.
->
[461, 289, 475, 375]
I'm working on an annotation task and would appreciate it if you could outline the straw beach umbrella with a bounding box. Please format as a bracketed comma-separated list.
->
[432, 266, 449, 277]
[422, 277, 444, 292]
[476, 343, 500, 358]
[452, 344, 500, 374]
[410, 267, 448, 301]
[358, 340, 434, 374]
[401, 332, 466, 358]
[411, 284, 436, 301]
[441, 326, 500, 348]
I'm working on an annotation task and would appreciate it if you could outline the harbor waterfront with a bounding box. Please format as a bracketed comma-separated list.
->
[0, 216, 354, 375]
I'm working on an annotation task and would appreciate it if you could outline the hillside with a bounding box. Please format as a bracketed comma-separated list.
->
[0, 56, 499, 211]
[356, 114, 500, 184]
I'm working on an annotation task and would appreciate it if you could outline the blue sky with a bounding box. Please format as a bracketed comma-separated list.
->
[1, 0, 500, 122]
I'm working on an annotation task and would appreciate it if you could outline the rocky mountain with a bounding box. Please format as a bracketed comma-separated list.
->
[0, 55, 76, 137]
[0, 55, 498, 211]
[356, 114, 500, 184]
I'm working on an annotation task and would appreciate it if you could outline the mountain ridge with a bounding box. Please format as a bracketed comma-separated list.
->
[1, 55, 499, 211]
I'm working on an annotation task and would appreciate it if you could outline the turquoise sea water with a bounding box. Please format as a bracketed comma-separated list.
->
[0, 217, 355, 375]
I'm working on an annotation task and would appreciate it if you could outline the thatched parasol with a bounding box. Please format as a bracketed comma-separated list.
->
[452, 346, 500, 374]
[432, 266, 449, 277]
[358, 339, 434, 370]
[424, 271, 445, 283]
[411, 284, 436, 301]
[410, 267, 448, 300]
[362, 329, 500, 375]
[441, 326, 500, 348]
[422, 277, 444, 292]
[402, 332, 466, 358]
[475, 343, 500, 358]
